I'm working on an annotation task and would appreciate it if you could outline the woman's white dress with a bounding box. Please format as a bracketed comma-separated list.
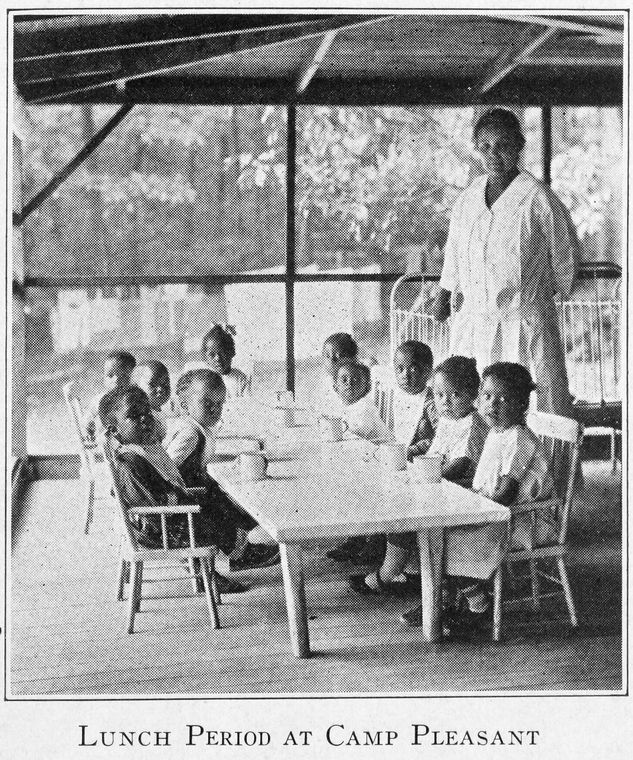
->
[439, 170, 580, 414]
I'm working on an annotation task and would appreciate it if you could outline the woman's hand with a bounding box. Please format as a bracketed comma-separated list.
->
[430, 287, 451, 322]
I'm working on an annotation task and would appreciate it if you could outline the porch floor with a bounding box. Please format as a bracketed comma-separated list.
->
[9, 460, 622, 695]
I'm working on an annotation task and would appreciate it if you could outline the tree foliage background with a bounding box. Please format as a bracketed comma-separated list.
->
[22, 104, 621, 280]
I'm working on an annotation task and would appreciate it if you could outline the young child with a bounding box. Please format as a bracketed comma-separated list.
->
[99, 385, 205, 551]
[436, 362, 554, 633]
[318, 333, 359, 414]
[351, 356, 488, 598]
[334, 358, 394, 443]
[183, 325, 250, 398]
[326, 358, 393, 565]
[391, 341, 438, 460]
[130, 360, 173, 441]
[84, 350, 136, 440]
[164, 368, 280, 580]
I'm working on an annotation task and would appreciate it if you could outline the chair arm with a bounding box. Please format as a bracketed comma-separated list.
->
[129, 504, 201, 516]
[510, 497, 561, 516]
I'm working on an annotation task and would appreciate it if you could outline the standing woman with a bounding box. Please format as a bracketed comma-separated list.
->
[432, 108, 580, 415]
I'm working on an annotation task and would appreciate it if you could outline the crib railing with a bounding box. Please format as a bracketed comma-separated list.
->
[390, 264, 621, 406]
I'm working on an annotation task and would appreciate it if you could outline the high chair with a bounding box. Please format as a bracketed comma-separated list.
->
[103, 438, 221, 634]
[62, 380, 99, 534]
[491, 412, 583, 642]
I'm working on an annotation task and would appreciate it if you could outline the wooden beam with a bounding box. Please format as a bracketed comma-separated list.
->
[523, 56, 623, 66]
[487, 14, 624, 43]
[18, 70, 623, 108]
[479, 26, 558, 93]
[28, 16, 393, 104]
[296, 30, 338, 93]
[13, 103, 133, 226]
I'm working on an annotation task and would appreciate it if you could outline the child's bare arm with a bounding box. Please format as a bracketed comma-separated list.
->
[491, 475, 520, 506]
[407, 438, 433, 460]
[442, 456, 471, 482]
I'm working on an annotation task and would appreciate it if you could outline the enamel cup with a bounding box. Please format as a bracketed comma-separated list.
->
[239, 452, 267, 481]
[377, 442, 407, 471]
[273, 406, 295, 428]
[318, 415, 349, 442]
[409, 454, 442, 483]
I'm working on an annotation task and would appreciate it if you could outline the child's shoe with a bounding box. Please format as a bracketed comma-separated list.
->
[229, 543, 280, 571]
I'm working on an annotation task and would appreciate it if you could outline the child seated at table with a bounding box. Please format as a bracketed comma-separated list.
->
[84, 350, 136, 440]
[391, 340, 438, 461]
[405, 362, 554, 632]
[351, 355, 488, 597]
[325, 358, 393, 564]
[334, 358, 394, 443]
[183, 325, 250, 398]
[318, 332, 359, 414]
[99, 385, 236, 556]
[164, 368, 280, 582]
[131, 360, 174, 441]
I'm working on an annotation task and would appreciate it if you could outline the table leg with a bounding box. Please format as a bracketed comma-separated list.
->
[416, 527, 445, 642]
[280, 543, 310, 658]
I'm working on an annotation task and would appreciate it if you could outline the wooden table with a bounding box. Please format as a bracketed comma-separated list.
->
[209, 422, 510, 658]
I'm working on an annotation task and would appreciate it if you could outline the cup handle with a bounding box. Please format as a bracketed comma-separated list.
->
[341, 421, 349, 434]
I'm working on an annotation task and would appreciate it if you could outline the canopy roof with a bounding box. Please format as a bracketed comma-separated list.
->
[14, 12, 624, 106]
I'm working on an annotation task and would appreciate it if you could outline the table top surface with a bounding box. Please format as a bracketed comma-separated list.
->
[209, 411, 510, 543]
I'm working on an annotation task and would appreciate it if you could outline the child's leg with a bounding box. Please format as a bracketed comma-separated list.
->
[456, 577, 490, 613]
[378, 537, 413, 583]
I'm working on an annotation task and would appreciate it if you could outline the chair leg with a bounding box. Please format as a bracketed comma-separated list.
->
[210, 558, 222, 606]
[127, 561, 142, 634]
[556, 557, 578, 627]
[200, 558, 221, 629]
[529, 560, 541, 609]
[135, 562, 144, 612]
[188, 558, 199, 594]
[116, 559, 127, 601]
[492, 566, 503, 642]
[83, 477, 95, 535]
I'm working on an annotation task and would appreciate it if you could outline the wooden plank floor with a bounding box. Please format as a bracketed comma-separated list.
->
[10, 460, 622, 695]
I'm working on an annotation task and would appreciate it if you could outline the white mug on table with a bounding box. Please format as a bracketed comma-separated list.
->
[376, 442, 407, 471]
[409, 454, 442, 483]
[273, 406, 295, 428]
[318, 415, 348, 442]
[239, 452, 267, 481]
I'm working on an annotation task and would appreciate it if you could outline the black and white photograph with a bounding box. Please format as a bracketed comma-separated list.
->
[5, 3, 626, 720]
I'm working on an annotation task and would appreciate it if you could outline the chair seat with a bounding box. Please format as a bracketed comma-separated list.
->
[507, 543, 567, 562]
[122, 545, 217, 562]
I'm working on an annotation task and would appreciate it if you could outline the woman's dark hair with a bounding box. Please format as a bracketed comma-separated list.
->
[202, 325, 235, 360]
[323, 332, 358, 359]
[481, 362, 536, 409]
[473, 108, 526, 150]
[395, 340, 434, 370]
[435, 356, 480, 397]
[98, 385, 148, 428]
[176, 368, 225, 398]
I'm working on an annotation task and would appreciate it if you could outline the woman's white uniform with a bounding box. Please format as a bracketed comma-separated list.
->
[439, 171, 580, 414]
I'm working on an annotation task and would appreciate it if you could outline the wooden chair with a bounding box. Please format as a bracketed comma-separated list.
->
[492, 412, 584, 642]
[102, 439, 221, 634]
[62, 381, 99, 534]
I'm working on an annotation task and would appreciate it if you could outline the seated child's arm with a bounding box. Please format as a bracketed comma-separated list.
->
[407, 438, 433, 460]
[163, 422, 199, 469]
[490, 475, 520, 506]
[442, 456, 472, 482]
